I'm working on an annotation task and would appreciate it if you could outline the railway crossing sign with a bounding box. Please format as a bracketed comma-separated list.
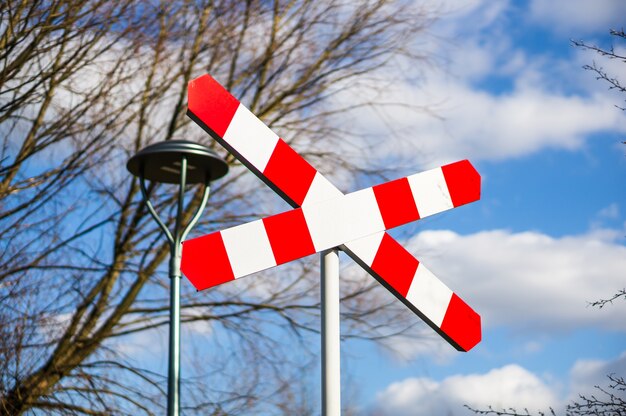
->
[181, 74, 482, 352]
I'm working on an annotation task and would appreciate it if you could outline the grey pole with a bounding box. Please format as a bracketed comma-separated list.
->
[167, 154, 186, 416]
[128, 140, 228, 416]
[321, 248, 341, 416]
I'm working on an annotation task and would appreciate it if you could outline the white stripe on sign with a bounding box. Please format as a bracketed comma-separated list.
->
[221, 219, 276, 278]
[223, 105, 279, 172]
[343, 231, 385, 267]
[405, 263, 454, 327]
[302, 172, 343, 207]
[408, 167, 453, 218]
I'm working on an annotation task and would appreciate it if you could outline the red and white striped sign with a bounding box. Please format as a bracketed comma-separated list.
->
[183, 162, 476, 281]
[182, 75, 481, 352]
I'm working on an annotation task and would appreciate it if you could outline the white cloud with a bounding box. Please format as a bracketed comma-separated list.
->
[433, 0, 510, 35]
[405, 228, 626, 333]
[521, 340, 543, 354]
[429, 85, 622, 163]
[372, 364, 559, 416]
[329, 0, 626, 170]
[375, 326, 460, 364]
[342, 67, 626, 169]
[338, 225, 626, 361]
[339, 227, 626, 362]
[530, 0, 626, 34]
[595, 203, 621, 224]
[568, 351, 626, 401]
[371, 352, 626, 416]
[111, 326, 167, 360]
[110, 310, 215, 360]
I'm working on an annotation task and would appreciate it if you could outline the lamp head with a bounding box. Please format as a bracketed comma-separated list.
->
[127, 140, 228, 184]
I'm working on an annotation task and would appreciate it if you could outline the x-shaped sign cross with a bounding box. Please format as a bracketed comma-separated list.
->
[181, 75, 481, 352]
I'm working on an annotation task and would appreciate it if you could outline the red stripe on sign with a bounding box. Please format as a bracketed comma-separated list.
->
[370, 233, 418, 297]
[441, 160, 481, 207]
[187, 75, 240, 138]
[263, 208, 316, 265]
[373, 177, 420, 229]
[263, 139, 317, 206]
[181, 232, 235, 290]
[440, 293, 481, 352]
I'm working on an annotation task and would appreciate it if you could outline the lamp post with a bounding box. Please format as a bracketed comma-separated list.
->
[127, 140, 228, 416]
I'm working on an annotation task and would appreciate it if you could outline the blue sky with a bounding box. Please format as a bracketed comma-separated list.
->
[333, 0, 626, 414]
[109, 1, 626, 413]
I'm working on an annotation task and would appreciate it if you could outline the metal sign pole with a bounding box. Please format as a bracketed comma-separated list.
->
[166, 154, 187, 416]
[168, 268, 181, 416]
[321, 248, 340, 416]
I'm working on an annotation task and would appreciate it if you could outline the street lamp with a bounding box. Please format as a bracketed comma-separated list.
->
[127, 140, 228, 416]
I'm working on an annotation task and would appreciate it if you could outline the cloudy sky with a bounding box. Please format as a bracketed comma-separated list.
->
[339, 0, 626, 414]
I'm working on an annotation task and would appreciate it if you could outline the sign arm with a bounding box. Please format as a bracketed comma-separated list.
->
[186, 111, 302, 209]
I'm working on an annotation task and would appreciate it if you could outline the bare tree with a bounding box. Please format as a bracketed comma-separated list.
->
[572, 29, 626, 112]
[0, 0, 439, 414]
[589, 289, 626, 309]
[573, 28, 626, 306]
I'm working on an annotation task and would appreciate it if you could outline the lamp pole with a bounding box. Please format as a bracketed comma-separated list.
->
[127, 140, 228, 416]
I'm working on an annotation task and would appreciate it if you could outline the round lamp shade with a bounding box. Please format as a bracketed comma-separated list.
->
[127, 140, 228, 184]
